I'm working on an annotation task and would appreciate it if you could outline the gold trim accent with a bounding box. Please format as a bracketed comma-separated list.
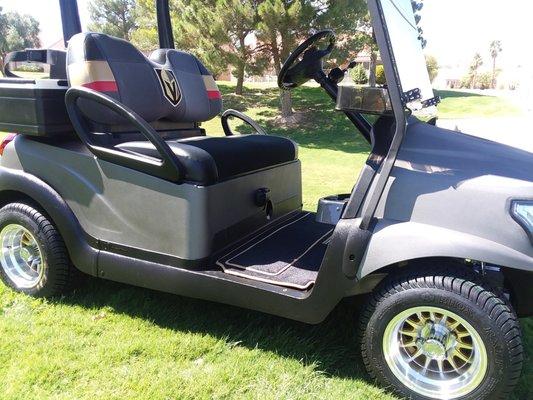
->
[68, 61, 115, 86]
[202, 75, 219, 91]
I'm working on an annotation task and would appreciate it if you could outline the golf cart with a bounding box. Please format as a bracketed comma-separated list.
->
[0, 0, 531, 398]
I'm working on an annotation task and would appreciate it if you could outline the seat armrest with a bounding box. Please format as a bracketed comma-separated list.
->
[221, 109, 267, 136]
[65, 87, 184, 183]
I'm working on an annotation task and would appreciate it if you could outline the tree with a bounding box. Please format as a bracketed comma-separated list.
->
[0, 8, 41, 73]
[489, 40, 502, 89]
[212, 0, 269, 95]
[327, 9, 377, 87]
[468, 53, 483, 89]
[315, 0, 370, 62]
[256, 0, 311, 118]
[88, 0, 138, 41]
[425, 55, 439, 83]
[133, 0, 369, 118]
[184, 0, 269, 95]
[133, 0, 266, 91]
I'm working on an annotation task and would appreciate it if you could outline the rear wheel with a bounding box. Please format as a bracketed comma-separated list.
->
[359, 266, 523, 400]
[0, 202, 81, 297]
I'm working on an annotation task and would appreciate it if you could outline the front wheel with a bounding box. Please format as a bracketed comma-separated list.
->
[359, 266, 523, 400]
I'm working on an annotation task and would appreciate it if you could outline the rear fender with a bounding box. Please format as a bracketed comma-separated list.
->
[0, 166, 98, 275]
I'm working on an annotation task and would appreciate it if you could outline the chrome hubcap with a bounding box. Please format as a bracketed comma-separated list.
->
[383, 306, 487, 399]
[0, 224, 45, 288]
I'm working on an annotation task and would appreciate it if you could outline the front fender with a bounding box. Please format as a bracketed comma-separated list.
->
[0, 166, 98, 275]
[358, 219, 533, 278]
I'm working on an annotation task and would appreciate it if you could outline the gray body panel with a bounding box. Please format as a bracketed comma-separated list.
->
[2, 136, 302, 260]
[357, 120, 533, 276]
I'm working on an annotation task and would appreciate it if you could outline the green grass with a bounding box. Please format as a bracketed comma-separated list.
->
[437, 90, 522, 119]
[0, 82, 531, 400]
[0, 70, 49, 79]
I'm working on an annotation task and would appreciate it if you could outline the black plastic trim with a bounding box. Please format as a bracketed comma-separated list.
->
[504, 268, 533, 317]
[0, 80, 73, 136]
[401, 87, 421, 103]
[59, 0, 82, 47]
[98, 240, 209, 269]
[421, 96, 441, 108]
[156, 0, 175, 49]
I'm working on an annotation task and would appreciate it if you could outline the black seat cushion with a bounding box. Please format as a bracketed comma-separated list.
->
[116, 134, 298, 185]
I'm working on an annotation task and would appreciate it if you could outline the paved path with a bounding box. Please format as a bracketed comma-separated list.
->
[438, 116, 533, 153]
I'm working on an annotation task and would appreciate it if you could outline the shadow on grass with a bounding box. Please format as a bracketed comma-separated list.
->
[436, 89, 489, 99]
[57, 278, 373, 382]
[56, 278, 532, 400]
[219, 84, 371, 155]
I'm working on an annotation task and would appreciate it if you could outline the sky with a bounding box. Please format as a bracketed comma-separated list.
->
[420, 0, 533, 71]
[1, 0, 531, 74]
[0, 0, 90, 46]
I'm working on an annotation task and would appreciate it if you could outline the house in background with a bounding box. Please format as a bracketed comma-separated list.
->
[352, 47, 383, 73]
[433, 63, 464, 89]
[433, 58, 533, 92]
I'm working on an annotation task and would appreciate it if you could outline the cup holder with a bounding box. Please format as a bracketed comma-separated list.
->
[316, 194, 350, 225]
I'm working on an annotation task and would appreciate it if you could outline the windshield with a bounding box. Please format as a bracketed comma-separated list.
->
[380, 0, 436, 112]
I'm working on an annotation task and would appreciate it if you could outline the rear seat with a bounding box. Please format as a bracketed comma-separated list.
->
[67, 32, 298, 185]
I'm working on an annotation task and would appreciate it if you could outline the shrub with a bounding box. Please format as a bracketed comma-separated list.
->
[460, 72, 493, 90]
[13, 63, 44, 73]
[477, 72, 493, 90]
[376, 65, 386, 85]
[460, 74, 473, 89]
[350, 64, 368, 84]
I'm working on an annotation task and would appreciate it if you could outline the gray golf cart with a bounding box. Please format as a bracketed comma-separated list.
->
[0, 0, 531, 398]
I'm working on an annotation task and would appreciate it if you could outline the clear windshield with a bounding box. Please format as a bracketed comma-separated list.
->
[380, 0, 436, 112]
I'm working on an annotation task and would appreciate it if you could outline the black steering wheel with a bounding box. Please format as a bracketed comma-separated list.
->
[278, 30, 336, 90]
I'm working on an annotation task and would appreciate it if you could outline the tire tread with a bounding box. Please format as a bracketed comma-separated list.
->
[359, 263, 523, 400]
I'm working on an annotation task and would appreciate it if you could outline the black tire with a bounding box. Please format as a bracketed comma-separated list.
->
[0, 202, 81, 297]
[359, 265, 523, 400]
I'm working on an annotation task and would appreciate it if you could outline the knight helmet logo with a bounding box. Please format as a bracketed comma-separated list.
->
[156, 68, 181, 106]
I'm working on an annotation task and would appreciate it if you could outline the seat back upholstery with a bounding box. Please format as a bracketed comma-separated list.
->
[67, 33, 222, 126]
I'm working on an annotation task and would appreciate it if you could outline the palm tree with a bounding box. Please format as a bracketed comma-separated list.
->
[489, 40, 502, 89]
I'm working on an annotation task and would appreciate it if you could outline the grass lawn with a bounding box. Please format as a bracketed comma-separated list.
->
[0, 82, 531, 399]
[437, 89, 522, 119]
[0, 70, 49, 79]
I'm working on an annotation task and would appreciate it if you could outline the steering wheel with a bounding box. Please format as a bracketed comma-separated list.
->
[278, 30, 336, 90]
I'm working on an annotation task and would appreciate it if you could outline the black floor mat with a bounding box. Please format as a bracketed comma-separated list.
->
[217, 213, 333, 289]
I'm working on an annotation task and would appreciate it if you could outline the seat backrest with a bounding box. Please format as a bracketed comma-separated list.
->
[66, 33, 222, 126]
